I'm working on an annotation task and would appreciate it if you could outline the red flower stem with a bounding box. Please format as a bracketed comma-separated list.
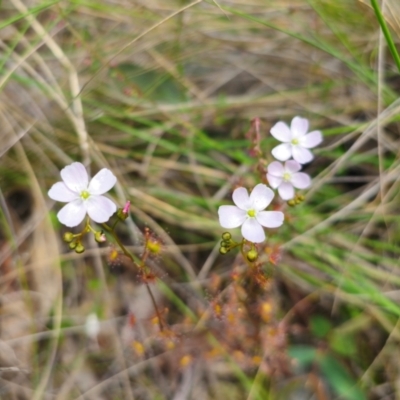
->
[101, 223, 164, 331]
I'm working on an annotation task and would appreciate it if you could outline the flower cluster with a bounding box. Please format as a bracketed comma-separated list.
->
[218, 116, 322, 244]
[267, 116, 322, 201]
[48, 164, 163, 332]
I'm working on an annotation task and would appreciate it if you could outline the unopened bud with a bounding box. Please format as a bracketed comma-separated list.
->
[117, 201, 131, 220]
[247, 249, 258, 262]
[75, 243, 85, 254]
[222, 232, 231, 241]
[117, 208, 128, 221]
[122, 200, 131, 215]
[297, 194, 305, 202]
[69, 241, 77, 250]
[63, 232, 74, 243]
[295, 198, 301, 205]
[220, 240, 230, 248]
[287, 199, 296, 207]
[219, 247, 229, 255]
[95, 231, 106, 243]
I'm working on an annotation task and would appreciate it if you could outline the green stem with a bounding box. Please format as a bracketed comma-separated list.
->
[112, 218, 120, 230]
[370, 0, 400, 74]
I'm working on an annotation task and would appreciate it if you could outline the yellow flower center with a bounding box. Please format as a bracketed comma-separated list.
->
[283, 172, 291, 182]
[291, 138, 299, 145]
[247, 209, 256, 218]
[80, 190, 90, 200]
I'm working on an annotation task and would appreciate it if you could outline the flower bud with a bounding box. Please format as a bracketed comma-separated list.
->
[117, 208, 128, 221]
[297, 194, 305, 202]
[69, 241, 77, 250]
[287, 199, 296, 207]
[122, 200, 131, 215]
[219, 247, 229, 255]
[117, 200, 131, 221]
[95, 231, 106, 243]
[247, 249, 258, 262]
[220, 240, 230, 248]
[63, 232, 74, 243]
[75, 243, 85, 254]
[222, 232, 231, 241]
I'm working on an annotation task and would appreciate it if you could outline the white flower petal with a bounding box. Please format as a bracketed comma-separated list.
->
[249, 184, 274, 211]
[291, 116, 309, 138]
[85, 196, 117, 223]
[278, 182, 295, 200]
[232, 187, 250, 210]
[218, 206, 247, 228]
[271, 143, 292, 161]
[291, 172, 311, 189]
[48, 182, 78, 202]
[292, 146, 313, 164]
[285, 160, 301, 174]
[241, 218, 265, 243]
[270, 121, 292, 142]
[301, 130, 323, 148]
[57, 199, 86, 227]
[267, 174, 283, 189]
[60, 162, 88, 193]
[85, 313, 100, 339]
[256, 211, 284, 228]
[267, 161, 284, 177]
[88, 168, 117, 195]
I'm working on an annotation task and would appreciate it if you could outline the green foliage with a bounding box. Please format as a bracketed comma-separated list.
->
[319, 354, 366, 400]
[1, 0, 400, 398]
[330, 331, 357, 357]
[290, 346, 366, 399]
[310, 315, 332, 338]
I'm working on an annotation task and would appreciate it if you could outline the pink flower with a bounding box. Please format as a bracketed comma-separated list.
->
[270, 116, 322, 164]
[218, 184, 284, 243]
[267, 160, 311, 200]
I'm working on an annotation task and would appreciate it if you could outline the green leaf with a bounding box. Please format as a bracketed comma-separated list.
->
[310, 315, 333, 338]
[319, 354, 366, 400]
[0, 1, 60, 30]
[330, 332, 357, 357]
[288, 345, 317, 367]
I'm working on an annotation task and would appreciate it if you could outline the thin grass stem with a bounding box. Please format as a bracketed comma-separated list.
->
[370, 0, 400, 74]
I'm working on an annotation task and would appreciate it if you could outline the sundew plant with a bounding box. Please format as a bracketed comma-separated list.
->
[1, 0, 400, 399]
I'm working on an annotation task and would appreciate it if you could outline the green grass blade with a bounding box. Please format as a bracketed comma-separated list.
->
[370, 0, 400, 73]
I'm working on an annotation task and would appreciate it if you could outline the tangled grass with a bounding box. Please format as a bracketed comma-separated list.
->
[1, 0, 400, 398]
